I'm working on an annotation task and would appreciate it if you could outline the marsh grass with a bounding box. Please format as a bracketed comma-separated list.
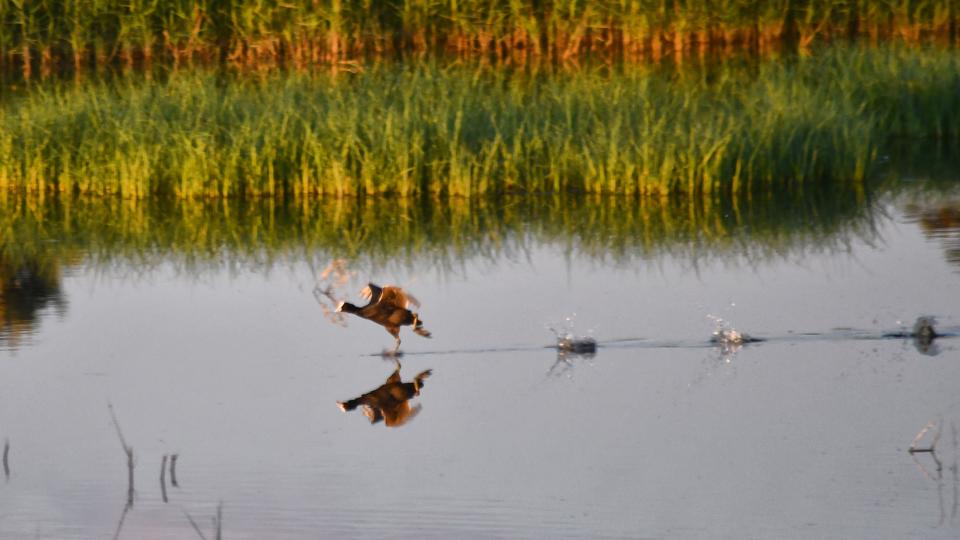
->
[0, 1, 957, 74]
[1, 45, 958, 199]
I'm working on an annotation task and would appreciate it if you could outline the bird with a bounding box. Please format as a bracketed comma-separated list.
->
[337, 367, 432, 427]
[336, 283, 431, 353]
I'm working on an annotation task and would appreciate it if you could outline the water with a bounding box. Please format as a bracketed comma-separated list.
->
[1, 188, 959, 539]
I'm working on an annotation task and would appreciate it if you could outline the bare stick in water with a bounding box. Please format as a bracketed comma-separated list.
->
[170, 453, 179, 487]
[183, 510, 209, 540]
[112, 503, 131, 540]
[910, 419, 945, 483]
[215, 501, 223, 540]
[910, 420, 942, 454]
[107, 402, 135, 509]
[952, 421, 958, 521]
[183, 501, 223, 540]
[160, 454, 168, 503]
[2, 439, 9, 480]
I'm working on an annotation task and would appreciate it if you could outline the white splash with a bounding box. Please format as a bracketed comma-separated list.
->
[314, 258, 358, 327]
[707, 314, 754, 361]
[547, 314, 597, 356]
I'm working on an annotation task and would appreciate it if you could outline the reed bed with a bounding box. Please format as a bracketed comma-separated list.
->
[0, 1, 957, 75]
[1, 45, 958, 199]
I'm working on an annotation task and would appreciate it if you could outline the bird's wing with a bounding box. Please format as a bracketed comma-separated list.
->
[384, 403, 420, 427]
[380, 286, 419, 309]
[403, 291, 421, 308]
[361, 405, 383, 424]
[360, 283, 383, 306]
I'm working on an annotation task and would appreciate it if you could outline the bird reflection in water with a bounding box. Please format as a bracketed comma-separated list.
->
[337, 366, 432, 427]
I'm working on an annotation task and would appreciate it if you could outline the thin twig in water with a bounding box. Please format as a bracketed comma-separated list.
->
[160, 454, 168, 503]
[932, 419, 944, 449]
[912, 450, 944, 482]
[103, 405, 131, 539]
[107, 403, 131, 453]
[183, 501, 223, 540]
[216, 501, 223, 540]
[2, 439, 9, 480]
[107, 402, 135, 509]
[952, 421, 959, 521]
[170, 454, 179, 487]
[112, 502, 132, 540]
[183, 510, 208, 540]
[910, 420, 942, 453]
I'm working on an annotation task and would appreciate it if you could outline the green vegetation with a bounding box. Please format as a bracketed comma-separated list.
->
[0, 180, 887, 346]
[0, 184, 877, 274]
[1, 45, 958, 198]
[0, 1, 957, 74]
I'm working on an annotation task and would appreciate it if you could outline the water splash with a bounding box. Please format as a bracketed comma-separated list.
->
[313, 258, 357, 327]
[707, 314, 759, 361]
[546, 314, 598, 358]
[884, 315, 941, 356]
[545, 315, 596, 379]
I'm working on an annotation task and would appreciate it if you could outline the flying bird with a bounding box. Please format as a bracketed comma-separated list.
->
[337, 283, 431, 353]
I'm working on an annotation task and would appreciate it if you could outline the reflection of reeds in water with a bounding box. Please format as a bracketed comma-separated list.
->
[0, 186, 879, 274]
[0, 1, 958, 74]
[0, 182, 885, 351]
[903, 198, 960, 269]
[0, 239, 69, 348]
[2, 46, 959, 198]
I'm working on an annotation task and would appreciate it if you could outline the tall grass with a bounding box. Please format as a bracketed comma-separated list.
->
[0, 1, 957, 74]
[2, 45, 958, 199]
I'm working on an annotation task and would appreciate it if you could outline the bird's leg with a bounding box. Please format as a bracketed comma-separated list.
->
[391, 338, 402, 368]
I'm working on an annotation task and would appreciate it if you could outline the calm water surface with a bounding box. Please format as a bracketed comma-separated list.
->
[1, 189, 959, 539]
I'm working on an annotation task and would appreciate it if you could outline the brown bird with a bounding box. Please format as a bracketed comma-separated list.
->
[337, 367, 432, 427]
[337, 283, 431, 353]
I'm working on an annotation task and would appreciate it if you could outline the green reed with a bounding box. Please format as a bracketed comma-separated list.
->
[0, 1, 957, 73]
[2, 45, 958, 199]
